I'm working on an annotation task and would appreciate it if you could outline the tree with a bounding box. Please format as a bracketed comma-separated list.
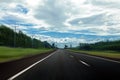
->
[43, 41, 51, 48]
[70, 44, 72, 48]
[0, 25, 14, 47]
[64, 44, 68, 49]
[51, 43, 55, 48]
[0, 25, 52, 49]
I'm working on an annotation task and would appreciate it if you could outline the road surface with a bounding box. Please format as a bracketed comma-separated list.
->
[8, 49, 120, 80]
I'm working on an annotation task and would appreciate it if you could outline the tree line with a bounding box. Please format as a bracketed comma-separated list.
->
[76, 40, 120, 51]
[0, 25, 54, 48]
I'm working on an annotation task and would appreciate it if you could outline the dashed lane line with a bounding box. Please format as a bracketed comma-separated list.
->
[70, 55, 74, 58]
[79, 60, 90, 67]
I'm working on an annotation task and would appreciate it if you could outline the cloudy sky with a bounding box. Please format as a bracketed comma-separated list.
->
[0, 0, 120, 48]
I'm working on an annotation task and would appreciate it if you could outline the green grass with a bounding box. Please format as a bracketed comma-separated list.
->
[69, 49, 120, 59]
[0, 46, 53, 63]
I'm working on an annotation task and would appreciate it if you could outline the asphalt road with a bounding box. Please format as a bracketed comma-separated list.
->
[8, 49, 120, 80]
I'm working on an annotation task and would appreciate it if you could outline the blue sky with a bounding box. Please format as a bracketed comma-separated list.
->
[0, 0, 120, 48]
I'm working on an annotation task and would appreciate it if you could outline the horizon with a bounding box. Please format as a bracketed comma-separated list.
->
[0, 0, 120, 48]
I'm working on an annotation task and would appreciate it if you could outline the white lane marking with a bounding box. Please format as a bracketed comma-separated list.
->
[70, 55, 74, 58]
[79, 60, 90, 67]
[85, 54, 120, 64]
[8, 51, 56, 80]
[72, 52, 120, 64]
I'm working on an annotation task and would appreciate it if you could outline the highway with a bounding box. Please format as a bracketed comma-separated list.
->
[8, 49, 120, 80]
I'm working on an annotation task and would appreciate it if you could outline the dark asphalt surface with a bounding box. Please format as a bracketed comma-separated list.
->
[10, 49, 120, 80]
[0, 50, 55, 80]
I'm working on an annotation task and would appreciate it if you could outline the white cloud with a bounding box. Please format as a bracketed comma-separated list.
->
[0, 0, 120, 47]
[89, 0, 120, 9]
[33, 34, 95, 48]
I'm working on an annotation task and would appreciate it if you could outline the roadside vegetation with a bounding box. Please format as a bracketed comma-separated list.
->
[77, 40, 120, 51]
[0, 25, 56, 63]
[69, 40, 120, 60]
[0, 46, 53, 63]
[70, 49, 120, 60]
[0, 25, 54, 48]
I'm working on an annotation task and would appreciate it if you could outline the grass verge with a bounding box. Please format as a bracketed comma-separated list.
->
[69, 49, 120, 60]
[0, 46, 53, 63]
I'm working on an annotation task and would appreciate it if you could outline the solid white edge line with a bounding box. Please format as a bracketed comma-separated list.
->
[72, 52, 120, 64]
[86, 55, 120, 64]
[79, 60, 90, 67]
[8, 51, 56, 80]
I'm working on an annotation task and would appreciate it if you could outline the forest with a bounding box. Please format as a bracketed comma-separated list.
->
[0, 25, 53, 49]
[77, 40, 120, 51]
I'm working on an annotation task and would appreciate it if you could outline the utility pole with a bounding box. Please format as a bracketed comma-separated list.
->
[14, 24, 16, 48]
[31, 34, 36, 48]
[70, 44, 72, 48]
[31, 35, 34, 48]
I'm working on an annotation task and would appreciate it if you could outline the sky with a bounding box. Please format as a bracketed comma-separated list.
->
[0, 0, 120, 48]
